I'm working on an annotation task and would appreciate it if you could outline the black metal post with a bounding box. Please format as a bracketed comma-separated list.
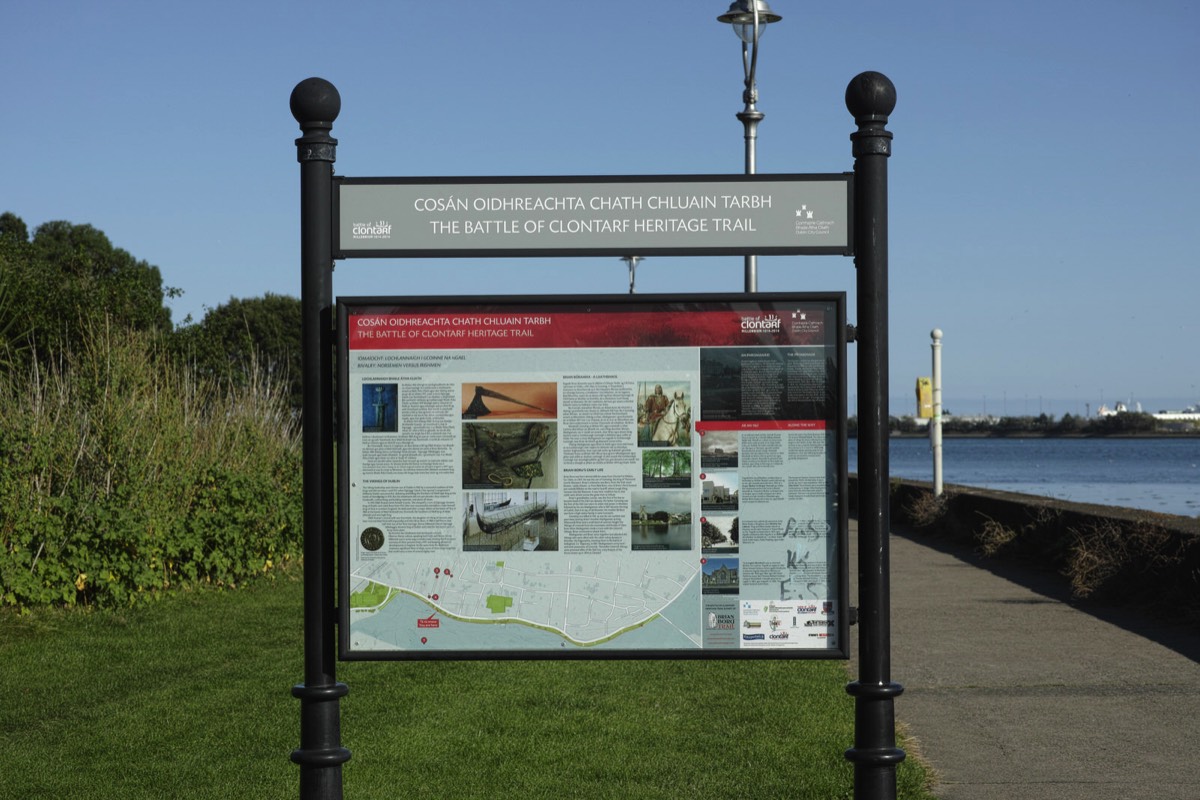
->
[843, 71, 904, 800]
[290, 77, 350, 800]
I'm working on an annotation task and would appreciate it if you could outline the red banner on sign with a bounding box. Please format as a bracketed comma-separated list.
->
[348, 309, 825, 350]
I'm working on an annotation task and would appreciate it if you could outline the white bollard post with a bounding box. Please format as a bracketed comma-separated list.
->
[931, 328, 943, 496]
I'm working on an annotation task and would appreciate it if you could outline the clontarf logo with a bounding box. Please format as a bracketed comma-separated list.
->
[740, 314, 782, 333]
[352, 220, 393, 240]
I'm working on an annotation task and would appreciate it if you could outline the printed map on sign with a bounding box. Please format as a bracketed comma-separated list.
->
[347, 554, 702, 650]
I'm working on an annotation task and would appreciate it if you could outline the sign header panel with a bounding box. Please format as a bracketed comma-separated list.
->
[335, 175, 852, 258]
[337, 292, 849, 661]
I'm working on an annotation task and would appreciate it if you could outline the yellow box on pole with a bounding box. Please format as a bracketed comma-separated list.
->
[916, 376, 933, 419]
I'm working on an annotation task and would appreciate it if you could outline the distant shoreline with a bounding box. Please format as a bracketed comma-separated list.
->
[857, 431, 1200, 440]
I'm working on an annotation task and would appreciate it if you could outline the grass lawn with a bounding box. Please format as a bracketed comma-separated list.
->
[0, 570, 935, 799]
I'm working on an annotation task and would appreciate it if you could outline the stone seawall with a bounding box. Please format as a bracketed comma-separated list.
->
[849, 475, 1200, 624]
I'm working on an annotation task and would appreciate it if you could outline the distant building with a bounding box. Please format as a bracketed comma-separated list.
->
[1100, 400, 1200, 423]
[1152, 402, 1200, 423]
[702, 564, 738, 588]
[702, 480, 734, 504]
[1097, 401, 1139, 417]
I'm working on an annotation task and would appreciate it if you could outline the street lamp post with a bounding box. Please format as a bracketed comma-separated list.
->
[717, 0, 781, 293]
[621, 255, 642, 293]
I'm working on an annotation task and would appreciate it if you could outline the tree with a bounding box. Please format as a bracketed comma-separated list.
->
[643, 449, 692, 479]
[1057, 413, 1084, 434]
[0, 215, 173, 362]
[32, 221, 173, 334]
[179, 293, 302, 411]
[701, 519, 723, 548]
[889, 415, 923, 434]
[1093, 411, 1156, 435]
[0, 212, 29, 243]
[0, 214, 31, 363]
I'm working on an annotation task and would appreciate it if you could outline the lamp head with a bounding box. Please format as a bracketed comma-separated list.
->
[717, 0, 782, 43]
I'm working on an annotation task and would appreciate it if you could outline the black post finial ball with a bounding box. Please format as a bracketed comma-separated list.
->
[290, 78, 341, 128]
[845, 71, 896, 122]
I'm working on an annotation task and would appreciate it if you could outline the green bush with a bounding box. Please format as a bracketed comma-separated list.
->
[0, 321, 301, 609]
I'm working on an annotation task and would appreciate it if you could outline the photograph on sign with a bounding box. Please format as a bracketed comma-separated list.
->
[335, 174, 852, 258]
[337, 293, 848, 660]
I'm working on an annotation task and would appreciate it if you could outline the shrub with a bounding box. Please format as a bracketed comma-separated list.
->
[975, 515, 1018, 557]
[0, 321, 301, 609]
[902, 489, 950, 529]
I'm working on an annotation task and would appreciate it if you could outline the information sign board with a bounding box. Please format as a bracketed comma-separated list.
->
[337, 293, 848, 659]
[335, 174, 852, 258]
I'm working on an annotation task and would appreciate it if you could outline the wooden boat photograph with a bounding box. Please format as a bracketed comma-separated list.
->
[463, 491, 559, 552]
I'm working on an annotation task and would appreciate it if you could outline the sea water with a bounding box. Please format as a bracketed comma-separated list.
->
[849, 437, 1200, 518]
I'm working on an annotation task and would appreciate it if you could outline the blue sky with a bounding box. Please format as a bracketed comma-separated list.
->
[5, 1, 1198, 416]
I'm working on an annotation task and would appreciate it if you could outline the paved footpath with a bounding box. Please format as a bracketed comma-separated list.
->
[850, 521, 1200, 800]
